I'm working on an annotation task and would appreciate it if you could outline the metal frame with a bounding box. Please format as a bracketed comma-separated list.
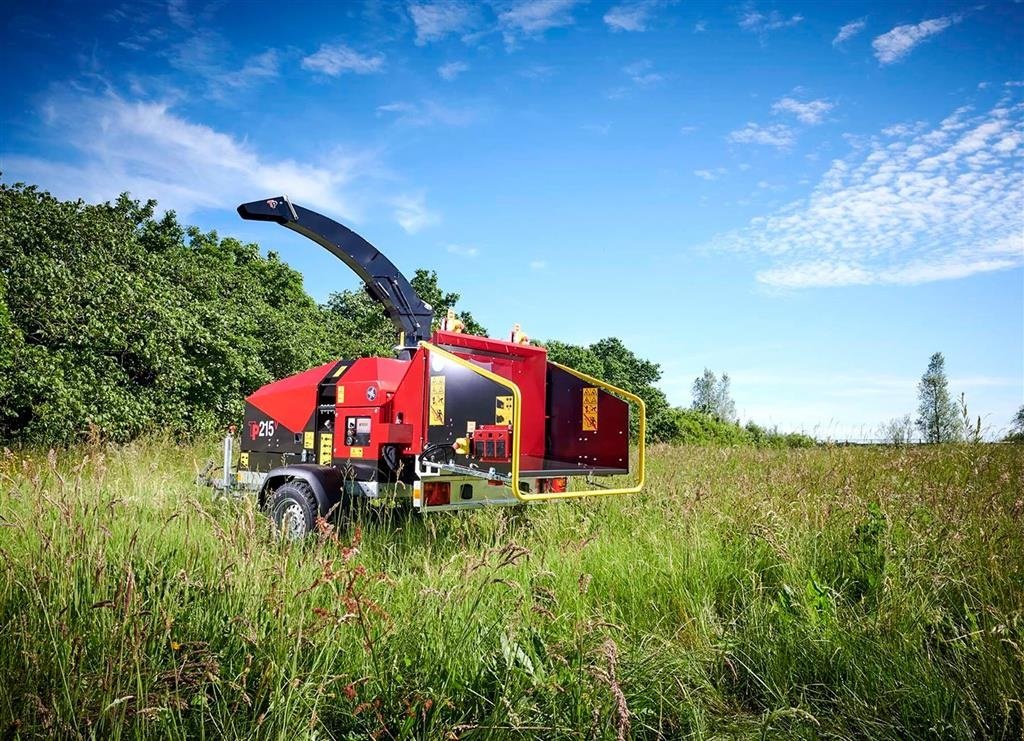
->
[420, 342, 646, 502]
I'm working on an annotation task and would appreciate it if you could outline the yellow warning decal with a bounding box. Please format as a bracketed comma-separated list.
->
[337, 385, 345, 403]
[303, 431, 315, 450]
[239, 452, 249, 468]
[582, 387, 599, 431]
[319, 433, 333, 465]
[429, 375, 446, 426]
[495, 395, 514, 426]
[332, 363, 348, 377]
[350, 447, 364, 458]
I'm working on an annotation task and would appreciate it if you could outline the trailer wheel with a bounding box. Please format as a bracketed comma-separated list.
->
[270, 481, 318, 540]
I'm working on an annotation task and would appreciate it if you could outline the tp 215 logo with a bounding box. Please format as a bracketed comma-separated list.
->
[249, 420, 277, 439]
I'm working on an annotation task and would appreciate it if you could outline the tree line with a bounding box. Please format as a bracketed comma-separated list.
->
[1, 181, 818, 448]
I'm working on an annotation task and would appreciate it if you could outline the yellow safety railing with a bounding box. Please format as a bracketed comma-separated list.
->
[420, 342, 645, 502]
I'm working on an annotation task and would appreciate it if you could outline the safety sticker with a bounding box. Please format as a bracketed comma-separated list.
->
[239, 452, 249, 468]
[429, 375, 446, 426]
[350, 447, 363, 458]
[319, 433, 333, 465]
[303, 431, 315, 450]
[582, 387, 598, 431]
[332, 363, 349, 377]
[495, 395, 514, 426]
[337, 385, 345, 403]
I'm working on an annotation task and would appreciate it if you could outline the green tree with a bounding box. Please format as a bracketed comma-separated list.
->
[691, 368, 736, 422]
[691, 369, 718, 415]
[715, 372, 737, 423]
[915, 352, 961, 443]
[0, 182, 333, 443]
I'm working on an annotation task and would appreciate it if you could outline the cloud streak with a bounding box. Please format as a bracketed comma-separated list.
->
[833, 18, 867, 46]
[2, 90, 365, 219]
[727, 122, 795, 149]
[375, 99, 480, 126]
[705, 100, 1024, 288]
[498, 0, 580, 47]
[408, 1, 478, 44]
[772, 96, 834, 125]
[393, 193, 441, 234]
[446, 243, 479, 257]
[603, 1, 662, 32]
[739, 8, 803, 35]
[872, 15, 961, 65]
[302, 44, 384, 76]
[438, 61, 469, 80]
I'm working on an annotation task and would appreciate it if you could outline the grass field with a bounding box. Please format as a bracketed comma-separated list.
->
[1, 440, 1022, 739]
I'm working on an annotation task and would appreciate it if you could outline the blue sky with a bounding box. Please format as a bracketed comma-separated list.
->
[2, 0, 1022, 439]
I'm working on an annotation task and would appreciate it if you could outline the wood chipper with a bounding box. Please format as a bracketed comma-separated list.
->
[218, 196, 644, 537]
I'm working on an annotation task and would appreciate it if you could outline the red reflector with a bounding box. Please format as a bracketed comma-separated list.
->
[539, 477, 568, 493]
[424, 481, 450, 506]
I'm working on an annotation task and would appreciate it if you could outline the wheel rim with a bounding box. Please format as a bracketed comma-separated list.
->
[278, 502, 307, 540]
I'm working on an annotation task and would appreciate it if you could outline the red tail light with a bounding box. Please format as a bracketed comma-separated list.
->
[424, 481, 450, 506]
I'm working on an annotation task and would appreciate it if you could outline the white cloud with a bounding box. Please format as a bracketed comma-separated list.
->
[739, 8, 803, 34]
[301, 44, 384, 76]
[603, 1, 661, 32]
[705, 100, 1024, 288]
[727, 122, 795, 149]
[216, 49, 280, 91]
[694, 168, 727, 181]
[446, 243, 479, 257]
[376, 99, 479, 127]
[693, 20, 707, 33]
[165, 32, 281, 98]
[167, 0, 192, 28]
[872, 15, 961, 65]
[833, 18, 866, 46]
[393, 193, 441, 234]
[679, 124, 698, 135]
[529, 259, 547, 270]
[2, 90, 365, 219]
[623, 59, 663, 86]
[408, 1, 478, 44]
[498, 0, 580, 47]
[438, 61, 469, 80]
[772, 96, 834, 125]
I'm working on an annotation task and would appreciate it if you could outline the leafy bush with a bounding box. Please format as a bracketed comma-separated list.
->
[0, 183, 333, 443]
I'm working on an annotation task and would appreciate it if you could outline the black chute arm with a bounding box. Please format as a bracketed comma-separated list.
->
[238, 196, 434, 354]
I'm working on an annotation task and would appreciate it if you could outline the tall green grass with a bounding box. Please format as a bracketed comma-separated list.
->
[1, 440, 1021, 739]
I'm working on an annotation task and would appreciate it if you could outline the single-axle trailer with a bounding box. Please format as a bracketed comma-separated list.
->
[217, 196, 644, 536]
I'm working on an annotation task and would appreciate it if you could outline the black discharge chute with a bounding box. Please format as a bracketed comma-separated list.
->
[238, 196, 434, 357]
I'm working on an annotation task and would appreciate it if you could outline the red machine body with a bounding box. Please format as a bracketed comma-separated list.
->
[241, 329, 630, 480]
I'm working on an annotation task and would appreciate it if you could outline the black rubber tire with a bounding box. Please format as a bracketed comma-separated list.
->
[270, 480, 319, 540]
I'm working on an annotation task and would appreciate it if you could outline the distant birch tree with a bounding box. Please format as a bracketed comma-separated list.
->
[691, 368, 736, 423]
[915, 353, 961, 443]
